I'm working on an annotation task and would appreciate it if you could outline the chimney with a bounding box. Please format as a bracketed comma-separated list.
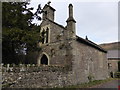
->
[66, 4, 76, 38]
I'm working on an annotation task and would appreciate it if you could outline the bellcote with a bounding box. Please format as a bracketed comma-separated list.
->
[42, 3, 56, 21]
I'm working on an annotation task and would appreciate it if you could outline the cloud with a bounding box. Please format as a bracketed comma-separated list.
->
[73, 2, 118, 44]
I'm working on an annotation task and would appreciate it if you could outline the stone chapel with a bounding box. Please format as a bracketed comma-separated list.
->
[2, 3, 109, 88]
[37, 3, 108, 81]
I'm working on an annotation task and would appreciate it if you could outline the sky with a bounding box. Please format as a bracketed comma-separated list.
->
[28, 0, 118, 44]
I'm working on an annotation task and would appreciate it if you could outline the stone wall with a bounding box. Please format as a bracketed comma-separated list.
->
[2, 39, 109, 88]
[37, 19, 70, 66]
[2, 65, 75, 88]
[2, 40, 109, 88]
[38, 41, 68, 66]
[71, 40, 108, 84]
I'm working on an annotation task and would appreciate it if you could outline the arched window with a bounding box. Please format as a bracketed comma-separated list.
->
[41, 54, 48, 65]
[40, 27, 49, 44]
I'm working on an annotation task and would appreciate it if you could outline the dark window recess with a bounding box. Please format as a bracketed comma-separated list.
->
[41, 29, 45, 44]
[41, 54, 48, 65]
[46, 28, 49, 43]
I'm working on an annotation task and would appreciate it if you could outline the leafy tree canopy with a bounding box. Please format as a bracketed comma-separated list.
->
[2, 2, 41, 64]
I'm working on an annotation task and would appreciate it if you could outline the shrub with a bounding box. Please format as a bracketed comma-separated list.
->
[88, 74, 94, 82]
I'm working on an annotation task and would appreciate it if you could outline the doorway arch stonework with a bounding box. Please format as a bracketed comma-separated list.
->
[38, 52, 50, 65]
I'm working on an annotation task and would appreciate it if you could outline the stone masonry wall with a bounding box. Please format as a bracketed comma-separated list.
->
[71, 40, 108, 84]
[2, 65, 75, 88]
[2, 40, 108, 88]
[38, 19, 72, 66]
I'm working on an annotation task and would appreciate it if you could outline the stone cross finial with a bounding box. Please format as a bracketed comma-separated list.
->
[86, 36, 88, 40]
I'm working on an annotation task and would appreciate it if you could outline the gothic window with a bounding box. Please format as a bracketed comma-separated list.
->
[40, 27, 49, 44]
[41, 54, 48, 65]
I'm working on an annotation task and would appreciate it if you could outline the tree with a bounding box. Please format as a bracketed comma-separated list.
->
[2, 2, 41, 64]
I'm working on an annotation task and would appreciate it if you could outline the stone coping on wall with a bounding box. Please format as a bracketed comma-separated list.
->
[1, 64, 71, 73]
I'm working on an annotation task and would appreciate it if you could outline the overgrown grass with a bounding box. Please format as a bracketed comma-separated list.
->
[63, 78, 115, 88]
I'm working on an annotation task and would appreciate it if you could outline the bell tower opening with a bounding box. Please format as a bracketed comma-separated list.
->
[41, 54, 48, 65]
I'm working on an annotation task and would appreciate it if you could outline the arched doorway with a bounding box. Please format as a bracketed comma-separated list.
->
[41, 54, 48, 65]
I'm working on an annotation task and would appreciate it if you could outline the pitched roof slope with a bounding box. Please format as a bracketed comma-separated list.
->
[76, 36, 107, 53]
[100, 42, 120, 59]
[100, 42, 120, 50]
